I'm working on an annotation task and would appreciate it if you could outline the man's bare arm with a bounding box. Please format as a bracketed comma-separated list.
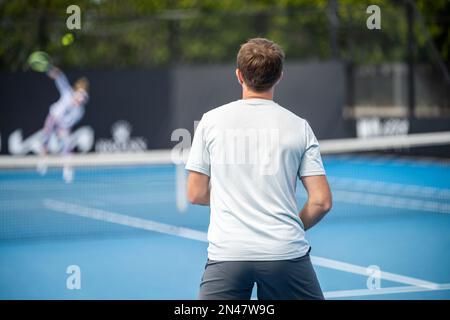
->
[299, 175, 332, 230]
[187, 171, 210, 206]
[47, 66, 61, 80]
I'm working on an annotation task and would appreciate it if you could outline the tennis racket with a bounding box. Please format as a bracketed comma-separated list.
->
[27, 51, 52, 72]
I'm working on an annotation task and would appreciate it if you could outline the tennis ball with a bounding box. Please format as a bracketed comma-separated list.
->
[61, 33, 74, 46]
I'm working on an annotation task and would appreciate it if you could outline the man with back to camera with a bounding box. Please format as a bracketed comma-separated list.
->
[186, 38, 332, 300]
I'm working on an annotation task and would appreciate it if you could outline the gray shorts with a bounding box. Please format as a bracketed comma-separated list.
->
[198, 249, 324, 300]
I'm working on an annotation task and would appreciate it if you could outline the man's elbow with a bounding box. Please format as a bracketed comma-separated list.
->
[322, 193, 333, 213]
[322, 199, 332, 213]
[187, 193, 200, 205]
[312, 196, 332, 213]
[187, 190, 208, 205]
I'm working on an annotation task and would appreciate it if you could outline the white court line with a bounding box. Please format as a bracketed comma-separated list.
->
[43, 199, 442, 293]
[324, 283, 450, 299]
[312, 256, 438, 289]
[43, 199, 207, 242]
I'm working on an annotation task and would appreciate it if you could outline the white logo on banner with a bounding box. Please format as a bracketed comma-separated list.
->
[356, 118, 409, 138]
[95, 120, 147, 152]
[8, 126, 94, 155]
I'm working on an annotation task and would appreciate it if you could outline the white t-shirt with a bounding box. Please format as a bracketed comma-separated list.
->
[49, 73, 87, 129]
[186, 98, 325, 261]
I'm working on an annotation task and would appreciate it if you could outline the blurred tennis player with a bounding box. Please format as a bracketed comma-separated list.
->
[186, 38, 332, 300]
[36, 66, 89, 183]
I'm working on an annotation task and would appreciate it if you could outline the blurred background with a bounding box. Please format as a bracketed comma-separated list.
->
[0, 0, 450, 300]
[1, 0, 449, 153]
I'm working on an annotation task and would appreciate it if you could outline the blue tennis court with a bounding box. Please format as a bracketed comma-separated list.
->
[1, 154, 449, 299]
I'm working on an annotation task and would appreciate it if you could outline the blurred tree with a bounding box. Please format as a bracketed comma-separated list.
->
[416, 0, 450, 69]
[0, 0, 448, 70]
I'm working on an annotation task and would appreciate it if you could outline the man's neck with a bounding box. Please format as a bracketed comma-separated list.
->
[242, 87, 273, 101]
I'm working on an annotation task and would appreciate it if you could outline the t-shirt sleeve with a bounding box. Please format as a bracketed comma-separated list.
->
[299, 121, 326, 177]
[54, 72, 72, 96]
[185, 115, 211, 176]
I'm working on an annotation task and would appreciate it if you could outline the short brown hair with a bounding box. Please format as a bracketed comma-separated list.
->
[237, 38, 285, 92]
[74, 77, 89, 92]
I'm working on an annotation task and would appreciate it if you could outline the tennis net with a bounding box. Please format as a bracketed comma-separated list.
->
[1, 131, 449, 241]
